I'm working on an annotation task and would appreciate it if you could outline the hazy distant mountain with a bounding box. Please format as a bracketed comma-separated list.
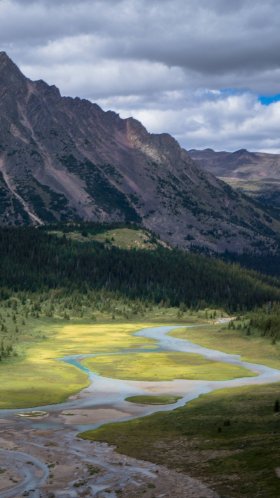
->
[189, 148, 280, 218]
[0, 52, 279, 253]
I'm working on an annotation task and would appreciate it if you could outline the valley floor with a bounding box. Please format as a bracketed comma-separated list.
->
[0, 318, 280, 497]
[0, 417, 219, 498]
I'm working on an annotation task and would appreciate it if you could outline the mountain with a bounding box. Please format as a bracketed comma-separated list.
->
[189, 148, 280, 218]
[0, 52, 280, 253]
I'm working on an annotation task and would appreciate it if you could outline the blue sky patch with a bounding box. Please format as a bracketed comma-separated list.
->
[259, 94, 280, 105]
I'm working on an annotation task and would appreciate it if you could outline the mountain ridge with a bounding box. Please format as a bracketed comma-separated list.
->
[189, 147, 280, 219]
[0, 51, 280, 253]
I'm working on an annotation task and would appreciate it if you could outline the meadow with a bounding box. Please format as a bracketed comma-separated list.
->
[50, 226, 160, 250]
[1, 291, 280, 496]
[170, 322, 280, 369]
[80, 320, 280, 497]
[0, 307, 278, 410]
[0, 314, 254, 409]
[0, 319, 157, 409]
[82, 350, 254, 381]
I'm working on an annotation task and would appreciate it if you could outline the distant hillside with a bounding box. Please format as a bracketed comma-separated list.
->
[0, 52, 280, 254]
[0, 226, 279, 311]
[189, 148, 280, 218]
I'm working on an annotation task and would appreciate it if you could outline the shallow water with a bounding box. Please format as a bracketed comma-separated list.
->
[1, 323, 280, 498]
[1, 323, 280, 427]
[0, 449, 49, 498]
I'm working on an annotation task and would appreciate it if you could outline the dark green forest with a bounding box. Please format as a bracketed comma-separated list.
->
[222, 251, 280, 277]
[0, 225, 279, 312]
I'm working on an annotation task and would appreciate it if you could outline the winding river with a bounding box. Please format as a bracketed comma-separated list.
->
[1, 323, 280, 497]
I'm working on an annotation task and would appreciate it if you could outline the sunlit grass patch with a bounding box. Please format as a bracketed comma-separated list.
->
[82, 351, 254, 381]
[0, 322, 155, 409]
[0, 355, 88, 409]
[92, 228, 159, 250]
[55, 322, 155, 355]
[49, 227, 160, 250]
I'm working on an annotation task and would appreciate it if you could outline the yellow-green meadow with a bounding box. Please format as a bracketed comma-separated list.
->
[0, 321, 155, 409]
[0, 317, 278, 410]
[82, 351, 254, 381]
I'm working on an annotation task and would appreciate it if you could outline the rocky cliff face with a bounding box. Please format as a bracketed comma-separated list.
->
[0, 51, 279, 253]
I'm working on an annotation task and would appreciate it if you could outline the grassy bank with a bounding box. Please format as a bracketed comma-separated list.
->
[81, 382, 280, 497]
[125, 395, 182, 405]
[80, 321, 280, 497]
[170, 323, 280, 369]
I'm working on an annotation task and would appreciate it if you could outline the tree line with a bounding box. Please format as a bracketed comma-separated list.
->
[0, 226, 279, 312]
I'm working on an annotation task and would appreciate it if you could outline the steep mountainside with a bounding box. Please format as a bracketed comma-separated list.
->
[189, 148, 280, 218]
[0, 52, 280, 253]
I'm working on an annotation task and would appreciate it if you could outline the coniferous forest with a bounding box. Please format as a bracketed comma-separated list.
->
[0, 225, 279, 312]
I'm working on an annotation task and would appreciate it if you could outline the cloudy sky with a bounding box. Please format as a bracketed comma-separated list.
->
[1, 0, 280, 152]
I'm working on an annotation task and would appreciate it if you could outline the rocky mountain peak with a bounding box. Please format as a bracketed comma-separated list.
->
[0, 51, 26, 86]
[0, 54, 279, 254]
[34, 79, 61, 98]
[232, 149, 249, 157]
[0, 51, 12, 65]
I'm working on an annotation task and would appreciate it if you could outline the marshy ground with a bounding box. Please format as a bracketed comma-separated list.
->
[0, 316, 280, 497]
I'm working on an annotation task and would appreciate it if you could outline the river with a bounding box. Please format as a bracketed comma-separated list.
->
[0, 324, 279, 497]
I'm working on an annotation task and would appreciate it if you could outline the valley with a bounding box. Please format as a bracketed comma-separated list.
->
[1, 316, 280, 497]
[0, 225, 279, 497]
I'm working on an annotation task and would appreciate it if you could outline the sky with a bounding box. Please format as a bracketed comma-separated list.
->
[1, 0, 280, 152]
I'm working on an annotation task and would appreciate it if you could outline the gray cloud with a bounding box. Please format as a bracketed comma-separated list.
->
[3, 0, 280, 88]
[1, 0, 280, 151]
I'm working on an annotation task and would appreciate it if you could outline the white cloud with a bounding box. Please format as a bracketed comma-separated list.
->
[101, 92, 280, 153]
[21, 56, 187, 100]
